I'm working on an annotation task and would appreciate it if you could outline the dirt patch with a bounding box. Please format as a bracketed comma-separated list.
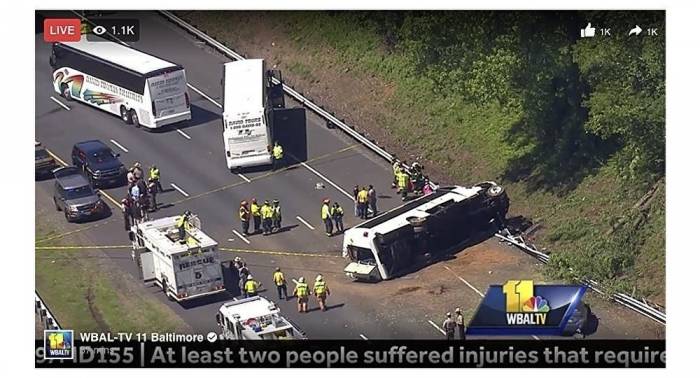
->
[394, 286, 421, 295]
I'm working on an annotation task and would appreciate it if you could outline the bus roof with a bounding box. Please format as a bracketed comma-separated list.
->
[59, 38, 178, 75]
[223, 59, 264, 112]
[354, 186, 483, 235]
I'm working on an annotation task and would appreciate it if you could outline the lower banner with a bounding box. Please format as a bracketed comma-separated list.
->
[35, 338, 665, 368]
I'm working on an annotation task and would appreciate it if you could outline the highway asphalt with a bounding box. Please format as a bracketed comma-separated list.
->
[35, 11, 664, 340]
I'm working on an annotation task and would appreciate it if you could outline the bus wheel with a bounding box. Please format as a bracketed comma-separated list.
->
[129, 110, 140, 128]
[60, 84, 71, 101]
[120, 106, 132, 124]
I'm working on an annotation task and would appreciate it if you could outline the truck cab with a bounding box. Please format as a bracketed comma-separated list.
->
[216, 296, 306, 340]
[343, 183, 509, 281]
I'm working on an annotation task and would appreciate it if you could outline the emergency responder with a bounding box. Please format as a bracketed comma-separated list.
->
[455, 307, 465, 340]
[272, 199, 282, 231]
[176, 211, 192, 242]
[272, 267, 288, 300]
[239, 200, 250, 235]
[321, 199, 333, 236]
[391, 159, 401, 189]
[147, 178, 158, 211]
[243, 274, 260, 298]
[368, 185, 377, 217]
[331, 202, 344, 233]
[149, 165, 163, 192]
[442, 312, 456, 340]
[357, 186, 369, 219]
[293, 277, 309, 313]
[121, 197, 132, 231]
[272, 141, 284, 171]
[250, 198, 261, 234]
[261, 200, 273, 235]
[397, 168, 410, 201]
[314, 274, 331, 312]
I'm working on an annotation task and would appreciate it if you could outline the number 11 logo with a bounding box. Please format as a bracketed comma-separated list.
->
[502, 280, 534, 312]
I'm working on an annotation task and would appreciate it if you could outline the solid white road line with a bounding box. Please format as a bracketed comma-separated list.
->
[428, 320, 446, 335]
[187, 83, 222, 108]
[50, 96, 70, 111]
[443, 265, 484, 297]
[170, 183, 190, 197]
[296, 215, 316, 230]
[301, 162, 354, 200]
[359, 334, 368, 340]
[231, 230, 251, 244]
[176, 129, 192, 140]
[237, 173, 251, 183]
[109, 139, 129, 153]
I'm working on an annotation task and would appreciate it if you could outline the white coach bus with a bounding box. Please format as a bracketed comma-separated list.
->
[221, 59, 273, 170]
[50, 38, 191, 128]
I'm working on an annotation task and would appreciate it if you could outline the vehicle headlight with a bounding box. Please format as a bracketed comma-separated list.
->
[69, 205, 79, 212]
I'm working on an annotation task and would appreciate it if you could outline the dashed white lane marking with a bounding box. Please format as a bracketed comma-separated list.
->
[50, 96, 71, 111]
[170, 183, 190, 197]
[109, 139, 129, 153]
[531, 335, 540, 340]
[301, 162, 354, 200]
[187, 83, 222, 108]
[443, 265, 484, 297]
[237, 173, 251, 183]
[296, 215, 316, 230]
[359, 334, 368, 340]
[176, 129, 192, 140]
[428, 320, 446, 335]
[231, 230, 251, 244]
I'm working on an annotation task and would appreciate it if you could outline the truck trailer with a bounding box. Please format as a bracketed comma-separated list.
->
[342, 182, 509, 281]
[216, 296, 306, 340]
[130, 214, 225, 301]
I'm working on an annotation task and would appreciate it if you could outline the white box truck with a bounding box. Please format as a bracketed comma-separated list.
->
[221, 59, 273, 170]
[342, 182, 510, 281]
[216, 296, 306, 340]
[130, 214, 225, 301]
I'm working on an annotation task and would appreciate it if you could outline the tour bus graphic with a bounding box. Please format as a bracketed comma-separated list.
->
[54, 71, 122, 106]
[466, 280, 586, 336]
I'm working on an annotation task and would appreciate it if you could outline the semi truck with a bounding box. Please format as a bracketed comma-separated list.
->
[216, 296, 306, 340]
[130, 214, 225, 301]
[221, 59, 285, 171]
[342, 182, 510, 281]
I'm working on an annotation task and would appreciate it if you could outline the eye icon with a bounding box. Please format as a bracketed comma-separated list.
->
[93, 25, 107, 36]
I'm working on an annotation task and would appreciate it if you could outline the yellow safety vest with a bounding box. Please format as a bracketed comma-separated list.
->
[244, 280, 258, 293]
[261, 205, 273, 219]
[295, 283, 308, 297]
[273, 272, 285, 286]
[149, 168, 159, 180]
[357, 190, 368, 203]
[331, 206, 344, 216]
[273, 145, 283, 160]
[251, 203, 260, 217]
[314, 281, 327, 295]
[321, 204, 331, 220]
[176, 216, 185, 228]
[398, 172, 409, 189]
[272, 205, 281, 219]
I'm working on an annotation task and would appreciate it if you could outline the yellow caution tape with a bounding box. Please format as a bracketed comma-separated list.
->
[35, 245, 131, 250]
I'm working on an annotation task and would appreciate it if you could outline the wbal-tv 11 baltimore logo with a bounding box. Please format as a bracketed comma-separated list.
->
[44, 330, 74, 359]
[467, 280, 587, 336]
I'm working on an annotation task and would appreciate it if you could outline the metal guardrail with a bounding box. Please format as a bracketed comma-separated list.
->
[35, 291, 62, 330]
[159, 10, 666, 326]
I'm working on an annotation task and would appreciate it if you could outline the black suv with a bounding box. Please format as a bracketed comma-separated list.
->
[35, 142, 57, 179]
[71, 140, 126, 188]
[52, 167, 108, 222]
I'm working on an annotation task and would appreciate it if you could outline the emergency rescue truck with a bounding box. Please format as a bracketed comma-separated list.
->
[216, 296, 306, 340]
[130, 214, 225, 301]
[342, 182, 509, 281]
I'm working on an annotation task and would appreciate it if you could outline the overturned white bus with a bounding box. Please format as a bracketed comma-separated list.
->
[342, 182, 509, 281]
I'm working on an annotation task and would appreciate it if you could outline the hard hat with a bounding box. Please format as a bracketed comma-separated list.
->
[446, 312, 451, 317]
[455, 307, 461, 313]
[264, 200, 270, 204]
[275, 267, 281, 272]
[298, 277, 305, 283]
[247, 274, 253, 280]
[316, 274, 323, 282]
[184, 210, 192, 216]
[323, 198, 330, 204]
[234, 257, 241, 262]
[273, 199, 279, 204]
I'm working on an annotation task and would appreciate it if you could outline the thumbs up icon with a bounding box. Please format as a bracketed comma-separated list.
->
[580, 23, 596, 38]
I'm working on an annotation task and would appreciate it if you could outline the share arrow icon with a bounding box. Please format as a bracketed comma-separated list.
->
[629, 25, 643, 36]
